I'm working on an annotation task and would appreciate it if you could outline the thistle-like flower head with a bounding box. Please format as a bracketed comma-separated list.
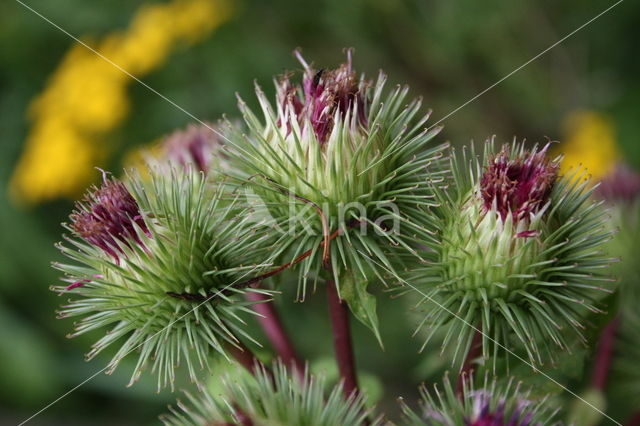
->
[400, 373, 560, 426]
[226, 50, 445, 340]
[54, 167, 273, 390]
[161, 123, 226, 174]
[161, 362, 380, 426]
[409, 140, 615, 366]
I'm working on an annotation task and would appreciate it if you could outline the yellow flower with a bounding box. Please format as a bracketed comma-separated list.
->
[558, 110, 619, 180]
[10, 117, 105, 204]
[10, 0, 231, 205]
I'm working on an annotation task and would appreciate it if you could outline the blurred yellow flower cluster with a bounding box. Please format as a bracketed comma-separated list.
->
[10, 0, 231, 204]
[559, 110, 619, 180]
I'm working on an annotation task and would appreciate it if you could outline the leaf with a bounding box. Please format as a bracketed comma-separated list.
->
[566, 388, 606, 426]
[340, 273, 383, 348]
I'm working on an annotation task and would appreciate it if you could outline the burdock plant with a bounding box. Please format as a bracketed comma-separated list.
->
[47, 51, 608, 425]
[53, 167, 274, 390]
[409, 141, 615, 369]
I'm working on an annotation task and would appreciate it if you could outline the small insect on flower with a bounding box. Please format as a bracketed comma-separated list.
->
[53, 167, 275, 390]
[399, 373, 561, 426]
[408, 140, 616, 367]
[224, 50, 446, 340]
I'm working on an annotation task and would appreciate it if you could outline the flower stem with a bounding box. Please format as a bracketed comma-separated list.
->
[626, 412, 640, 426]
[226, 340, 262, 375]
[326, 277, 359, 398]
[591, 316, 620, 390]
[246, 290, 305, 379]
[457, 326, 482, 396]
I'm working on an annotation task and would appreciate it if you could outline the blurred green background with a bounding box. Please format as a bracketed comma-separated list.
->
[1, 0, 638, 424]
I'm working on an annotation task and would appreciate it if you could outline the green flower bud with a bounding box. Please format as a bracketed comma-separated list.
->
[53, 168, 273, 390]
[160, 362, 380, 426]
[410, 140, 616, 366]
[224, 50, 446, 339]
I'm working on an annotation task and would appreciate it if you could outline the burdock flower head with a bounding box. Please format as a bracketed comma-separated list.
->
[410, 140, 615, 366]
[160, 122, 227, 174]
[54, 167, 274, 390]
[225, 50, 445, 340]
[400, 374, 560, 426]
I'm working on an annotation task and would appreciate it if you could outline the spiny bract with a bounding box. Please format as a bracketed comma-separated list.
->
[399, 373, 561, 426]
[408, 140, 615, 366]
[160, 362, 380, 426]
[54, 168, 274, 390]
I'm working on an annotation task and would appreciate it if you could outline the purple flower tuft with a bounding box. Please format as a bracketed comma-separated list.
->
[480, 144, 558, 225]
[70, 175, 148, 260]
[276, 50, 367, 145]
[162, 123, 222, 173]
[594, 163, 640, 204]
[466, 393, 535, 426]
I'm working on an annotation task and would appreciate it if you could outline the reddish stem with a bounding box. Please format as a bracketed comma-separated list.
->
[457, 327, 482, 396]
[626, 412, 640, 426]
[591, 316, 620, 390]
[246, 290, 304, 379]
[226, 341, 261, 375]
[326, 278, 359, 398]
[234, 408, 254, 426]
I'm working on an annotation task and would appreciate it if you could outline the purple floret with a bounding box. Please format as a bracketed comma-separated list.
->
[70, 176, 148, 260]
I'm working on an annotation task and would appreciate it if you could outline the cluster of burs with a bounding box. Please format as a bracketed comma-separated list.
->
[53, 51, 616, 425]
